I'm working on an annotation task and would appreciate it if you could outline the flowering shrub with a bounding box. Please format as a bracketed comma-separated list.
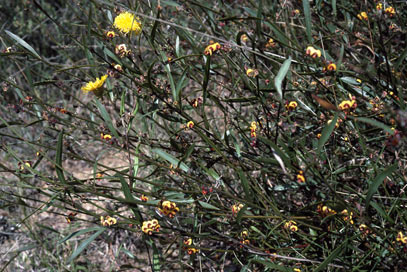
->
[1, 0, 406, 271]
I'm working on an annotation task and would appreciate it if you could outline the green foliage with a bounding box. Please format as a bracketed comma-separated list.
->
[1, 0, 407, 271]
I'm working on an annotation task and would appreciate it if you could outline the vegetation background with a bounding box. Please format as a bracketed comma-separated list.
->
[0, 0, 407, 271]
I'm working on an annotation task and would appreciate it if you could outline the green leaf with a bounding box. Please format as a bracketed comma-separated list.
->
[198, 200, 220, 210]
[103, 47, 121, 66]
[250, 257, 291, 271]
[152, 148, 189, 172]
[303, 0, 312, 43]
[365, 164, 397, 208]
[95, 99, 120, 139]
[5, 30, 41, 59]
[236, 204, 248, 223]
[161, 51, 177, 102]
[257, 136, 291, 166]
[354, 117, 395, 135]
[317, 112, 338, 154]
[238, 170, 252, 201]
[175, 66, 189, 105]
[120, 90, 125, 116]
[56, 131, 66, 184]
[152, 242, 161, 272]
[370, 201, 394, 224]
[274, 57, 292, 101]
[150, 9, 161, 46]
[395, 46, 407, 69]
[133, 144, 140, 178]
[314, 239, 347, 272]
[59, 227, 103, 244]
[66, 228, 105, 263]
[118, 174, 142, 223]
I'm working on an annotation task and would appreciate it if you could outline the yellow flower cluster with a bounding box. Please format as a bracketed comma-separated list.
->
[323, 63, 336, 72]
[141, 219, 160, 235]
[81, 75, 108, 93]
[113, 12, 142, 34]
[186, 121, 194, 129]
[246, 68, 258, 78]
[204, 42, 221, 56]
[297, 170, 305, 184]
[250, 121, 257, 138]
[100, 215, 117, 227]
[140, 194, 148, 202]
[306, 46, 321, 58]
[359, 224, 372, 238]
[338, 95, 357, 111]
[285, 101, 298, 111]
[183, 238, 199, 254]
[232, 203, 244, 216]
[376, 3, 382, 10]
[357, 12, 368, 21]
[241, 34, 249, 43]
[265, 38, 276, 48]
[187, 247, 199, 255]
[327, 118, 341, 129]
[106, 31, 116, 39]
[284, 220, 298, 232]
[385, 6, 395, 17]
[397, 232, 407, 244]
[317, 204, 336, 217]
[100, 133, 112, 141]
[158, 201, 179, 218]
[19, 161, 32, 171]
[240, 230, 249, 239]
[115, 44, 131, 58]
[240, 239, 250, 247]
[341, 209, 354, 224]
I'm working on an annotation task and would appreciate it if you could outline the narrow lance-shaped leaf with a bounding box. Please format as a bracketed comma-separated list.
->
[303, 0, 312, 43]
[66, 228, 105, 263]
[353, 117, 395, 135]
[152, 148, 189, 172]
[118, 174, 142, 223]
[274, 57, 292, 101]
[317, 112, 338, 154]
[366, 164, 397, 208]
[95, 99, 120, 139]
[5, 30, 41, 59]
[314, 239, 348, 272]
[56, 131, 66, 184]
